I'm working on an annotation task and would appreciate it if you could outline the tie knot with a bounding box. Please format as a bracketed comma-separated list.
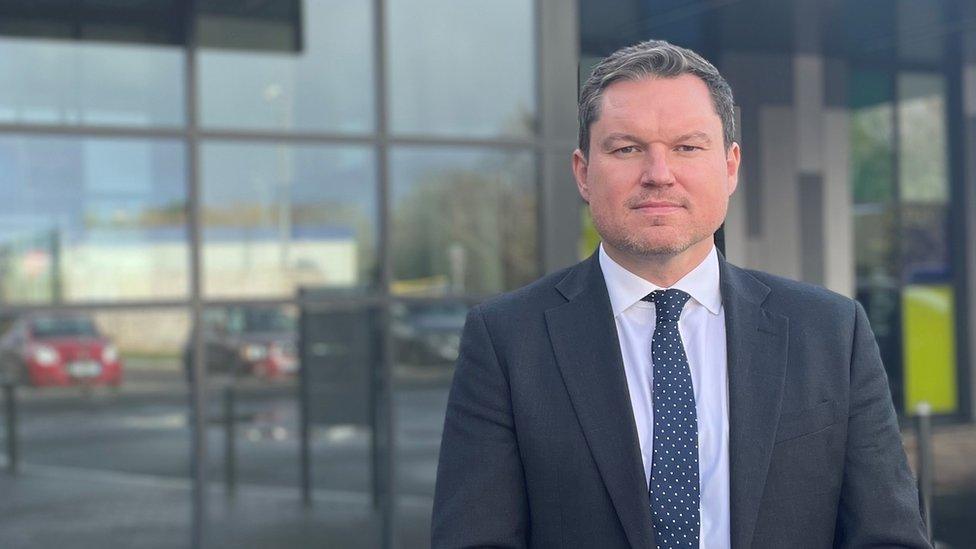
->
[643, 288, 691, 322]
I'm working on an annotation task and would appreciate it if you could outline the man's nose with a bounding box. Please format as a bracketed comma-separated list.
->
[640, 146, 676, 186]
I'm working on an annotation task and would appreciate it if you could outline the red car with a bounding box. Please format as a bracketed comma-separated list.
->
[0, 314, 123, 387]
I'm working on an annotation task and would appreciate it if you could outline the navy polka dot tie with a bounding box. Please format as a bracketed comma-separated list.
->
[644, 289, 699, 548]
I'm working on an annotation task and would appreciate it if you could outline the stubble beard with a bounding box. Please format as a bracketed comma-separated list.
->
[591, 208, 711, 259]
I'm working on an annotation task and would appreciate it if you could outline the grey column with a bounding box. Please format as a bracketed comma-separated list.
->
[719, 52, 793, 275]
[539, 0, 581, 273]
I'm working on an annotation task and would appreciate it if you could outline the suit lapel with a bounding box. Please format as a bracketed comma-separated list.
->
[720, 259, 789, 549]
[546, 253, 654, 549]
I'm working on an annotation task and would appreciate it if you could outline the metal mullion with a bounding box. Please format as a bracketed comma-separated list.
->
[891, 69, 907, 415]
[183, 2, 207, 546]
[534, 0, 546, 278]
[204, 296, 372, 309]
[944, 12, 973, 423]
[0, 123, 184, 139]
[197, 129, 377, 145]
[385, 295, 487, 307]
[296, 295, 386, 313]
[266, 294, 495, 311]
[0, 300, 190, 314]
[386, 134, 537, 149]
[0, 294, 502, 314]
[374, 0, 395, 547]
[196, 130, 538, 150]
[0, 126, 540, 151]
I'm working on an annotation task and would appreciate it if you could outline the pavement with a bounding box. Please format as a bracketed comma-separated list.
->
[0, 463, 432, 549]
[0, 367, 444, 548]
[0, 365, 972, 548]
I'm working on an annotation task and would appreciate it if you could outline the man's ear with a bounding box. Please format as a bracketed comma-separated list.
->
[725, 142, 741, 195]
[572, 149, 590, 203]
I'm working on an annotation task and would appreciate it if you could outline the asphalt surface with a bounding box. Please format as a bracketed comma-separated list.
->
[0, 366, 973, 548]
[0, 366, 448, 548]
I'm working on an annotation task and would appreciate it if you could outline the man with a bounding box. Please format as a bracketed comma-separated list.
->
[432, 40, 929, 548]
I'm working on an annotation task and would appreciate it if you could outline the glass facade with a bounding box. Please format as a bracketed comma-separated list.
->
[0, 0, 548, 547]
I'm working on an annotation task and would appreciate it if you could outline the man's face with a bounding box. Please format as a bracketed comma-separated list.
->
[572, 74, 740, 261]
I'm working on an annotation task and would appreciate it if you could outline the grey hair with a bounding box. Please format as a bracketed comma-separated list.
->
[577, 39, 736, 156]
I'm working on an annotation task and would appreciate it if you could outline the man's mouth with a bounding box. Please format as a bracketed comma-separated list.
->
[632, 201, 683, 214]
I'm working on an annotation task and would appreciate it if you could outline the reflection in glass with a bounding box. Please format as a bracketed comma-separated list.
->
[191, 304, 298, 382]
[387, 0, 535, 137]
[897, 73, 950, 280]
[0, 136, 188, 304]
[849, 68, 958, 417]
[849, 68, 902, 408]
[391, 301, 466, 373]
[197, 0, 374, 133]
[0, 37, 184, 127]
[0, 307, 192, 544]
[851, 96, 897, 281]
[202, 302, 381, 546]
[391, 300, 468, 546]
[390, 147, 537, 296]
[0, 311, 121, 387]
[895, 72, 957, 416]
[898, 73, 948, 204]
[200, 142, 377, 298]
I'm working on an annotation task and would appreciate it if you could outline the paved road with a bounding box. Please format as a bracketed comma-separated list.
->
[0, 367, 450, 548]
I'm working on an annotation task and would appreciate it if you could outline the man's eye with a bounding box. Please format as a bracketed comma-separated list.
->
[675, 145, 701, 152]
[614, 146, 639, 154]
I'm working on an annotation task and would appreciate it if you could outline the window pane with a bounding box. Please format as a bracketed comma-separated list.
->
[197, 0, 374, 133]
[0, 307, 192, 546]
[0, 38, 184, 127]
[391, 300, 469, 546]
[197, 304, 298, 382]
[849, 69, 903, 410]
[200, 142, 377, 298]
[387, 0, 535, 138]
[896, 72, 956, 416]
[898, 73, 948, 204]
[204, 301, 383, 547]
[0, 136, 188, 304]
[390, 147, 537, 296]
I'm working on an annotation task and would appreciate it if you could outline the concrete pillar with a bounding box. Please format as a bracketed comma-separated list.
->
[539, 0, 582, 273]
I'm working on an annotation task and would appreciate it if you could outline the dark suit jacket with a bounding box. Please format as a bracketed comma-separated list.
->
[432, 251, 930, 548]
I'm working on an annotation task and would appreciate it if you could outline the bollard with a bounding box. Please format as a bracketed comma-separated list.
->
[224, 384, 236, 497]
[3, 383, 18, 474]
[914, 401, 933, 543]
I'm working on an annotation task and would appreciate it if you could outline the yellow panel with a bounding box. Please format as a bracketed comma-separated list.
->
[903, 284, 957, 414]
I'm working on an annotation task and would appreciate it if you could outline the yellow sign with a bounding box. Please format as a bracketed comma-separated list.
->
[903, 284, 957, 415]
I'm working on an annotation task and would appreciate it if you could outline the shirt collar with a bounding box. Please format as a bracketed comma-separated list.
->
[599, 242, 722, 318]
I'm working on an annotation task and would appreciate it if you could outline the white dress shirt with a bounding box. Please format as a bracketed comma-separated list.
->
[599, 243, 730, 549]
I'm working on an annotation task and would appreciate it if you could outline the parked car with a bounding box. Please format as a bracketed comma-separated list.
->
[0, 313, 123, 387]
[391, 302, 467, 366]
[184, 306, 297, 380]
